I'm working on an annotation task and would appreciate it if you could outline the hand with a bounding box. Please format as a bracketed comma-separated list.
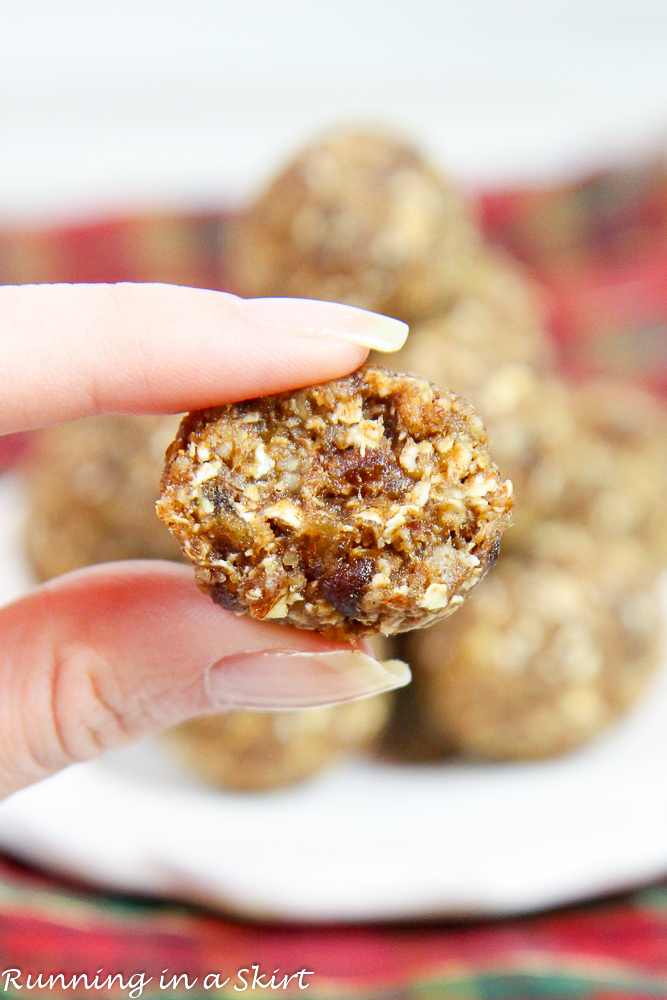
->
[0, 282, 409, 798]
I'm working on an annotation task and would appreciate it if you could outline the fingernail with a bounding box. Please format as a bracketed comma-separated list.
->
[234, 296, 408, 352]
[205, 649, 411, 711]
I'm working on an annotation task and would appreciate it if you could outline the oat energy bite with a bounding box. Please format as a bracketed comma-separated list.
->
[157, 364, 513, 637]
[163, 694, 392, 792]
[24, 415, 184, 581]
[226, 129, 481, 322]
[406, 552, 661, 760]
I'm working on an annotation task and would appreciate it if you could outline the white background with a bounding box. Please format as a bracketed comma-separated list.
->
[1, 0, 666, 222]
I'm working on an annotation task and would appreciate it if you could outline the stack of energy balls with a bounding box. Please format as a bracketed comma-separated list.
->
[22, 128, 666, 787]
[227, 128, 666, 762]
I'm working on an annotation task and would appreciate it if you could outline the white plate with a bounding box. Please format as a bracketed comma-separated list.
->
[0, 472, 666, 922]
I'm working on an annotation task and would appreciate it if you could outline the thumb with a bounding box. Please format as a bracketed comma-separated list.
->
[0, 561, 409, 798]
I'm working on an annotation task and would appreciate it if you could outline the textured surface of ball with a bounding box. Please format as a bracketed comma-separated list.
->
[23, 414, 184, 581]
[157, 365, 513, 637]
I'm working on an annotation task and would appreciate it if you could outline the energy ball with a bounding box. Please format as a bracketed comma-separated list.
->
[497, 379, 667, 555]
[226, 129, 481, 322]
[562, 380, 667, 556]
[162, 693, 392, 792]
[23, 415, 184, 581]
[405, 548, 661, 760]
[157, 364, 514, 638]
[455, 248, 550, 343]
[521, 519, 660, 595]
[391, 283, 553, 396]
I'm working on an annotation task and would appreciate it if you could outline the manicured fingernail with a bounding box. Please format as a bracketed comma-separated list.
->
[234, 296, 408, 352]
[205, 649, 411, 711]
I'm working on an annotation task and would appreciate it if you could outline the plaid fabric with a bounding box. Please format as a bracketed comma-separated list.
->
[1, 164, 667, 995]
[1, 854, 667, 998]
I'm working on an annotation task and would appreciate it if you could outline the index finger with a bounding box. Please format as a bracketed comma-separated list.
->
[0, 283, 407, 434]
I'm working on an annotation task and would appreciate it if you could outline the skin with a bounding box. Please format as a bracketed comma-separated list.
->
[0, 282, 407, 799]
